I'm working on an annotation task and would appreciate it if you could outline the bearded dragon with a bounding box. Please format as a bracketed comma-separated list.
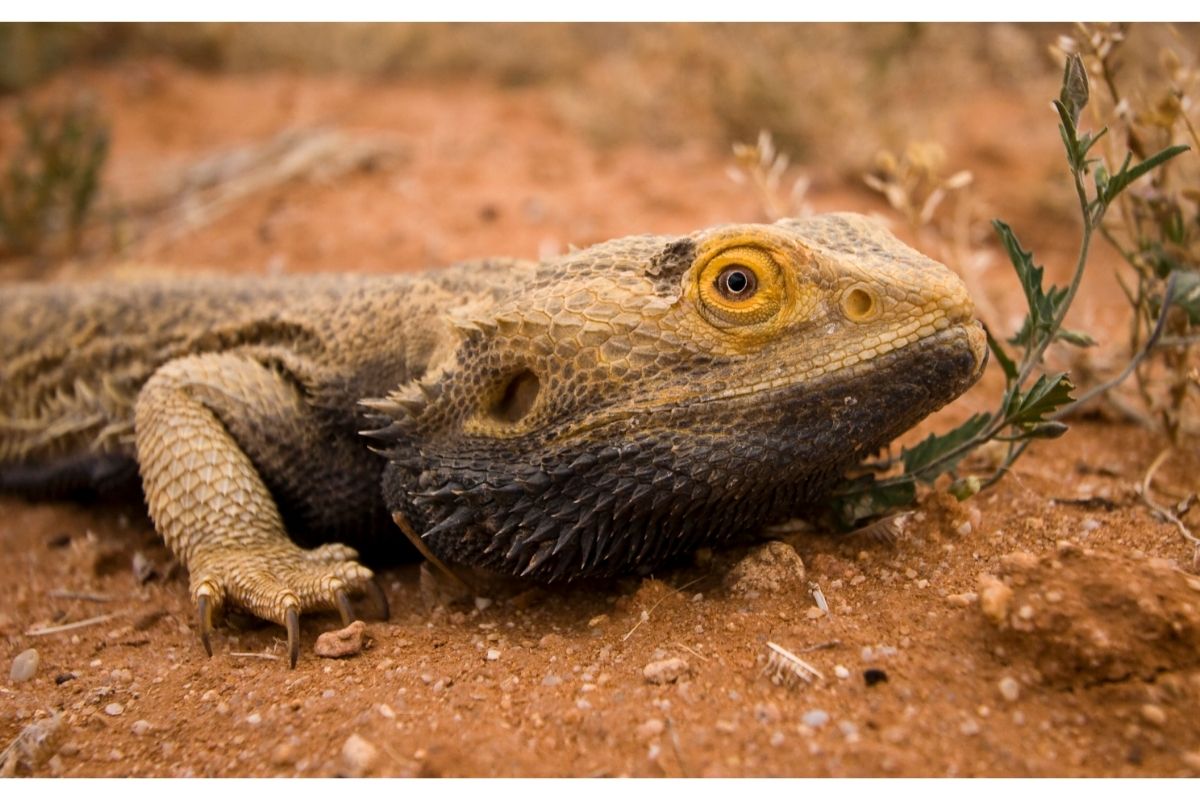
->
[0, 214, 986, 666]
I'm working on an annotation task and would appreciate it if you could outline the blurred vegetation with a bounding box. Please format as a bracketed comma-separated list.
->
[0, 21, 1064, 162]
[0, 98, 110, 259]
[1055, 23, 1200, 443]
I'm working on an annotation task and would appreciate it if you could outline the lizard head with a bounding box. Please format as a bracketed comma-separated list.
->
[365, 212, 986, 581]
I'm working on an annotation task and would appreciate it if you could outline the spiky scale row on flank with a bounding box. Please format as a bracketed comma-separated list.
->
[0, 214, 986, 666]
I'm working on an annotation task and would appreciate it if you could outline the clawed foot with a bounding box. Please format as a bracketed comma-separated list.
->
[191, 543, 390, 668]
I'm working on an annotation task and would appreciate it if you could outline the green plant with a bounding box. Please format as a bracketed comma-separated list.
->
[0, 98, 110, 259]
[829, 53, 1191, 528]
[1058, 23, 1200, 443]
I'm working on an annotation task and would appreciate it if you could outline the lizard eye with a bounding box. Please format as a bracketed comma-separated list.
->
[715, 265, 758, 300]
[695, 244, 785, 328]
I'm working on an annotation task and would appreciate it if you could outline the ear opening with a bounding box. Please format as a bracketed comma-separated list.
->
[489, 368, 541, 424]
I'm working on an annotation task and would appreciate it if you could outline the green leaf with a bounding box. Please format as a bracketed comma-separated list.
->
[1101, 144, 1190, 206]
[994, 220, 1068, 349]
[1166, 270, 1200, 325]
[1018, 421, 1070, 439]
[949, 475, 982, 501]
[829, 475, 917, 529]
[1010, 372, 1075, 426]
[901, 413, 993, 481]
[986, 327, 1018, 383]
[1056, 328, 1096, 347]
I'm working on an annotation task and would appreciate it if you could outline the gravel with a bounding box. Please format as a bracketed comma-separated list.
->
[104, 703, 124, 717]
[977, 575, 1014, 625]
[10, 649, 40, 683]
[998, 677, 1021, 702]
[341, 733, 379, 777]
[1140, 704, 1167, 726]
[642, 657, 691, 685]
[315, 620, 369, 659]
[801, 709, 830, 728]
[131, 720, 152, 736]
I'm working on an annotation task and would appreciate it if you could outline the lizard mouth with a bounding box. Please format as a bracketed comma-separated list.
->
[553, 319, 987, 441]
[695, 318, 987, 409]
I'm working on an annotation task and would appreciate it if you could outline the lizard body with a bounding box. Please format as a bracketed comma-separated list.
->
[0, 214, 986, 666]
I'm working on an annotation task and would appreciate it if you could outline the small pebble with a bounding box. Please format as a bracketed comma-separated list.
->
[474, 597, 493, 611]
[341, 733, 379, 777]
[271, 743, 297, 767]
[1140, 704, 1167, 726]
[1182, 751, 1200, 773]
[643, 657, 691, 685]
[998, 677, 1021, 702]
[833, 665, 850, 680]
[946, 592, 977, 607]
[636, 719, 665, 741]
[104, 703, 124, 717]
[977, 575, 1013, 625]
[801, 709, 830, 728]
[378, 704, 396, 720]
[246, 713, 262, 725]
[959, 718, 981, 736]
[541, 674, 561, 688]
[315, 620, 369, 659]
[131, 720, 152, 736]
[486, 649, 500, 661]
[10, 649, 39, 683]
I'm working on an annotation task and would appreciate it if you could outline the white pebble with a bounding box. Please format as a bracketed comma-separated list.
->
[998, 677, 1021, 702]
[801, 709, 830, 728]
[474, 597, 493, 611]
[131, 720, 152, 736]
[643, 657, 690, 685]
[10, 649, 39, 683]
[834, 665, 850, 679]
[104, 703, 124, 717]
[246, 713, 262, 725]
[341, 733, 379, 777]
[486, 649, 501, 661]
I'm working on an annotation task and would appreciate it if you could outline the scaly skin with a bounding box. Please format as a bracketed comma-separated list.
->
[0, 214, 986, 667]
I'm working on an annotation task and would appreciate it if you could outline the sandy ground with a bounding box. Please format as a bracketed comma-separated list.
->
[2, 60, 1200, 778]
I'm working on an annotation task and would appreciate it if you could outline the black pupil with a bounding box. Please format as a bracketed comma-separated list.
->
[725, 269, 749, 294]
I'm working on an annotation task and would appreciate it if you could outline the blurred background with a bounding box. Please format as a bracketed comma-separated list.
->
[0, 22, 1194, 315]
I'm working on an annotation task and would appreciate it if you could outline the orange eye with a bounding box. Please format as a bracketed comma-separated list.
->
[714, 264, 759, 300]
[696, 245, 783, 327]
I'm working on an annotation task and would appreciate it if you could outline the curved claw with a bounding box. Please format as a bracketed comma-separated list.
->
[335, 589, 355, 627]
[285, 606, 300, 669]
[197, 595, 214, 658]
[365, 576, 390, 621]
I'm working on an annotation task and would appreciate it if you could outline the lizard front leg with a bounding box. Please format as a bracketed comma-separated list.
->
[134, 353, 379, 668]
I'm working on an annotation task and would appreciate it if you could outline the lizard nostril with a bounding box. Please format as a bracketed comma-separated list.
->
[842, 286, 877, 322]
[490, 369, 541, 424]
